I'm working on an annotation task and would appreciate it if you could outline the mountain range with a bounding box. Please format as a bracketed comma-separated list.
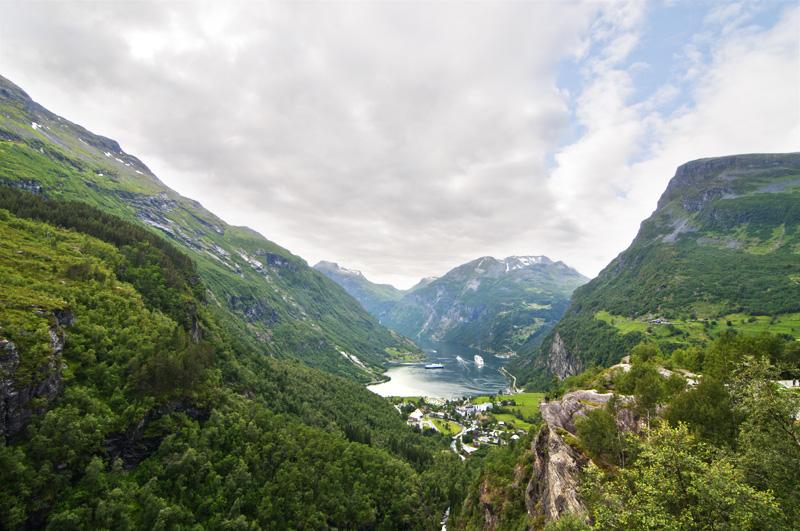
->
[317, 255, 588, 355]
[0, 74, 419, 383]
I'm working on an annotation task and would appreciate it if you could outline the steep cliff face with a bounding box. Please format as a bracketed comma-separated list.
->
[0, 309, 72, 438]
[515, 153, 800, 386]
[525, 390, 640, 523]
[545, 333, 584, 380]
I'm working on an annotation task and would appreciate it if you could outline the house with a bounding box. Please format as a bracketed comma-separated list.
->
[408, 409, 424, 426]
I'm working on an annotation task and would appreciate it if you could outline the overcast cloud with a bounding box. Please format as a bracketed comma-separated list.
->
[0, 0, 797, 288]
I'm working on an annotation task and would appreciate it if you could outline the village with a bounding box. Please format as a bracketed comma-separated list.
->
[391, 392, 544, 460]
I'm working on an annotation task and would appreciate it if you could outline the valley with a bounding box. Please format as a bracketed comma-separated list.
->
[1, 53, 798, 531]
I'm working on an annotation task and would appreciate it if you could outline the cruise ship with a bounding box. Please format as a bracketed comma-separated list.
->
[424, 363, 445, 369]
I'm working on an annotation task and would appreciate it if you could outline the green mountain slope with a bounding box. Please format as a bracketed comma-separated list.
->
[379, 256, 588, 354]
[0, 74, 417, 382]
[513, 153, 800, 387]
[0, 193, 462, 529]
[314, 261, 404, 319]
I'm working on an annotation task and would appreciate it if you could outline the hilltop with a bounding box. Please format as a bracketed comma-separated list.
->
[512, 153, 800, 386]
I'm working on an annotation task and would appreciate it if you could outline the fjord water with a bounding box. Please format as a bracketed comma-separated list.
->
[367, 342, 511, 399]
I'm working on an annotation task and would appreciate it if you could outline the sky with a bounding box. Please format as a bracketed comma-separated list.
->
[0, 0, 798, 289]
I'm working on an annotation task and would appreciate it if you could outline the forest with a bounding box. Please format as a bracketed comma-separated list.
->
[0, 189, 469, 529]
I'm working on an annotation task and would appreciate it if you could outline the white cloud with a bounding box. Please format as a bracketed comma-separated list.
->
[0, 0, 796, 289]
[545, 2, 800, 279]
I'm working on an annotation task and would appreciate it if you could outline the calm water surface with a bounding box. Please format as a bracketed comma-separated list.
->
[367, 342, 511, 399]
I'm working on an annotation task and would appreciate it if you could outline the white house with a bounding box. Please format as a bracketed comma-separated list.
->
[408, 409, 424, 425]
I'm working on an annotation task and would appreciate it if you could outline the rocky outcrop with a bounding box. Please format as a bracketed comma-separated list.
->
[657, 153, 800, 210]
[525, 390, 640, 524]
[476, 479, 501, 530]
[258, 251, 297, 271]
[527, 422, 587, 521]
[546, 333, 583, 380]
[472, 462, 530, 530]
[103, 399, 210, 469]
[228, 295, 279, 325]
[0, 309, 72, 438]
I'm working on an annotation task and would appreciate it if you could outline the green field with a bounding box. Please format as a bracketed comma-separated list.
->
[427, 417, 463, 437]
[595, 310, 800, 343]
[473, 392, 545, 419]
[491, 413, 533, 431]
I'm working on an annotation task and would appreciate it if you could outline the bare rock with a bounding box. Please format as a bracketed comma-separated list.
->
[546, 332, 583, 380]
[526, 390, 640, 524]
[0, 309, 72, 438]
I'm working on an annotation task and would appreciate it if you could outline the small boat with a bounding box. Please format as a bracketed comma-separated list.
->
[425, 363, 445, 369]
[474, 355, 484, 367]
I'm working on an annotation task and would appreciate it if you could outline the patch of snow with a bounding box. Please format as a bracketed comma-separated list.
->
[104, 152, 112, 158]
[31, 121, 41, 130]
[141, 219, 175, 235]
[503, 255, 548, 271]
[78, 138, 89, 145]
[339, 350, 367, 369]
[237, 250, 265, 272]
[135, 170, 143, 175]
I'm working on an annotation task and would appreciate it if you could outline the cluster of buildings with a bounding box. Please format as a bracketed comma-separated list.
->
[399, 397, 528, 459]
[455, 402, 493, 417]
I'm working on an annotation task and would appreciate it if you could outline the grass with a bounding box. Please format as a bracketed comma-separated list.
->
[384, 346, 425, 362]
[595, 310, 800, 343]
[473, 392, 545, 418]
[491, 413, 533, 431]
[427, 417, 463, 437]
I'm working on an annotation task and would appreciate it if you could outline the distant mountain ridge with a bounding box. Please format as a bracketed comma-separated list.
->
[512, 152, 800, 387]
[314, 261, 404, 318]
[318, 255, 588, 355]
[0, 74, 418, 382]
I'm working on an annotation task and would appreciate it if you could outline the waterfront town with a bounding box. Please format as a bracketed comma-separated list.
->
[390, 392, 543, 460]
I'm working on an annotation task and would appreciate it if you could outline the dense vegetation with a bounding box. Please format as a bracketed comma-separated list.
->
[573, 337, 800, 529]
[453, 431, 538, 530]
[0, 73, 418, 383]
[513, 154, 800, 387]
[0, 202, 464, 529]
[453, 333, 800, 529]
